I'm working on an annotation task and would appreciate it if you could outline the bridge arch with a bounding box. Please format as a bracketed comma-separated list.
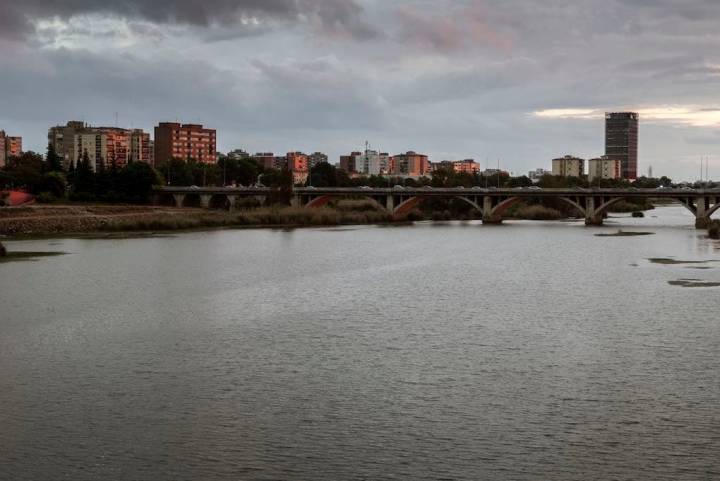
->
[489, 197, 522, 217]
[675, 197, 698, 216]
[594, 197, 627, 217]
[707, 202, 720, 219]
[393, 196, 422, 218]
[306, 194, 387, 212]
[453, 196, 483, 215]
[557, 197, 586, 217]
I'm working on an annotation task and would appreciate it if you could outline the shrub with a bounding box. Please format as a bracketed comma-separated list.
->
[35, 192, 57, 204]
[709, 220, 720, 239]
[513, 204, 564, 220]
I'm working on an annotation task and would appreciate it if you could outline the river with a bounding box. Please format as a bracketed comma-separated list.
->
[1, 205, 719, 480]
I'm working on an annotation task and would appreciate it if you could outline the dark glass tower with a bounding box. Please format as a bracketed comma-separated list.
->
[605, 112, 639, 180]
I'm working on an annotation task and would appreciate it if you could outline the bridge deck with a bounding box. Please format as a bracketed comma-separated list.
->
[156, 186, 720, 198]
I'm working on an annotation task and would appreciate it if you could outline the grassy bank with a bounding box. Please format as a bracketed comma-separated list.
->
[104, 206, 394, 232]
[0, 204, 398, 237]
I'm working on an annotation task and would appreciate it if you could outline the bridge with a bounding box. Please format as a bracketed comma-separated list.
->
[153, 186, 720, 229]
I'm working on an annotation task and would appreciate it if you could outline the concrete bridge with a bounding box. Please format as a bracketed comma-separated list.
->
[154, 186, 720, 228]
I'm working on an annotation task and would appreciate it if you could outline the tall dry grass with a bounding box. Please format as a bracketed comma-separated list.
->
[103, 206, 393, 232]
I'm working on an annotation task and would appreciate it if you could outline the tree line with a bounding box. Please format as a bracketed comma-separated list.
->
[1, 144, 683, 206]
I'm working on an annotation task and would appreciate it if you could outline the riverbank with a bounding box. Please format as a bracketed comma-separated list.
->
[0, 204, 399, 237]
[0, 200, 662, 238]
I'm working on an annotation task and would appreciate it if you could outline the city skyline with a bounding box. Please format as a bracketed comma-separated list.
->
[2, 1, 720, 180]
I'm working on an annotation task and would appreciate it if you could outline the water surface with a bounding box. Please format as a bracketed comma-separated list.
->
[1, 206, 719, 480]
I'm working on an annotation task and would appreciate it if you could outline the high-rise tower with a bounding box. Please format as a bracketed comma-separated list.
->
[605, 112, 639, 180]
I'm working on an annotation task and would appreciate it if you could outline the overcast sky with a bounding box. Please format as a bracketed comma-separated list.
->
[2, 0, 720, 180]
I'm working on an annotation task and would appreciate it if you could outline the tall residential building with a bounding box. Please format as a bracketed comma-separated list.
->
[391, 151, 430, 177]
[605, 112, 638, 180]
[308, 152, 329, 168]
[588, 156, 623, 183]
[154, 122, 217, 164]
[552, 155, 585, 177]
[48, 121, 86, 168]
[339, 152, 361, 173]
[49, 121, 151, 170]
[130, 129, 151, 165]
[0, 131, 22, 167]
[353, 150, 390, 176]
[287, 152, 309, 184]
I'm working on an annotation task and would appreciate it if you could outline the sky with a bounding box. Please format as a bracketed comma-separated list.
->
[1, 0, 720, 181]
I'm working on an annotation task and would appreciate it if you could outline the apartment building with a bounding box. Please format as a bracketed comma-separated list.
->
[0, 131, 22, 167]
[154, 122, 217, 164]
[588, 156, 623, 183]
[551, 155, 585, 177]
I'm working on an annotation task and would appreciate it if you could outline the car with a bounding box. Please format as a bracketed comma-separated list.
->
[360, 185, 372, 190]
[190, 185, 199, 189]
[528, 186, 542, 190]
[393, 185, 405, 189]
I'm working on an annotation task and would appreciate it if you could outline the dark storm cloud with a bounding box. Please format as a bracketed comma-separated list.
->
[0, 0, 380, 40]
[3, 0, 720, 179]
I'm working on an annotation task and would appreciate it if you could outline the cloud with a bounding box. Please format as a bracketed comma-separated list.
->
[534, 106, 720, 127]
[394, 1, 512, 53]
[0, 0, 380, 41]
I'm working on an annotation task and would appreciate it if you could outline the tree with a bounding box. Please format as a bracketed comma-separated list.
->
[1, 151, 45, 192]
[117, 162, 163, 202]
[40, 171, 67, 198]
[507, 175, 533, 188]
[73, 150, 95, 196]
[431, 167, 454, 187]
[46, 143, 63, 172]
[309, 162, 338, 187]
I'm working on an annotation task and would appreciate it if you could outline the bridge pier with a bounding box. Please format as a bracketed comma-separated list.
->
[695, 196, 709, 229]
[585, 215, 604, 226]
[696, 217, 710, 229]
[481, 196, 502, 224]
[172, 194, 185, 208]
[584, 197, 604, 226]
[227, 195, 237, 211]
[386, 195, 395, 212]
[199, 195, 212, 209]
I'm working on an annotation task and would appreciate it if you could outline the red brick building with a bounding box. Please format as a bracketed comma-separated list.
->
[391, 151, 430, 177]
[154, 122, 217, 164]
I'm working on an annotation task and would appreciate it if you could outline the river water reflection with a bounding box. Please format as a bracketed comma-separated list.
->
[1, 206, 719, 480]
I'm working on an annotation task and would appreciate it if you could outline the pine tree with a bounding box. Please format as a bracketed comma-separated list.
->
[46, 143, 63, 172]
[66, 159, 76, 185]
[73, 150, 95, 196]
